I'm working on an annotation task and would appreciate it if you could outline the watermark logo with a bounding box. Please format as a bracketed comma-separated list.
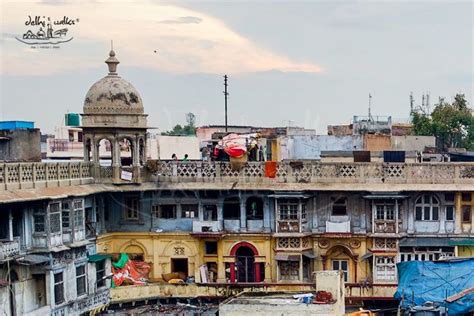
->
[16, 15, 79, 47]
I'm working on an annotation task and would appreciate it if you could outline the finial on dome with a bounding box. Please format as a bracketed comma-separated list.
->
[105, 41, 119, 75]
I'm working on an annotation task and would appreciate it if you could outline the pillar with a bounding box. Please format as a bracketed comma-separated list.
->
[217, 201, 223, 231]
[455, 192, 462, 234]
[407, 199, 414, 234]
[240, 198, 247, 232]
[230, 262, 236, 283]
[8, 208, 13, 241]
[263, 198, 271, 232]
[112, 137, 121, 182]
[255, 262, 261, 282]
[395, 200, 399, 234]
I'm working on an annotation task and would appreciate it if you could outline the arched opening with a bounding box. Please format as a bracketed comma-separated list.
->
[236, 246, 255, 282]
[323, 245, 357, 283]
[246, 196, 263, 220]
[223, 197, 240, 220]
[97, 138, 113, 166]
[229, 242, 262, 283]
[119, 138, 134, 166]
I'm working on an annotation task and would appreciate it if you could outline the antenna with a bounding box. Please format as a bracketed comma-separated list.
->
[410, 92, 414, 113]
[223, 75, 229, 132]
[368, 93, 373, 121]
[422, 94, 425, 108]
[426, 93, 430, 113]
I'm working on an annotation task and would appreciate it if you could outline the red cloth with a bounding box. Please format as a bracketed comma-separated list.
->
[265, 161, 277, 178]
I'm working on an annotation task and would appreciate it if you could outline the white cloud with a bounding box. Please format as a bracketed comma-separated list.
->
[0, 0, 322, 75]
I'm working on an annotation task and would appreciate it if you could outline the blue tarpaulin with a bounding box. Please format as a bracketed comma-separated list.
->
[394, 258, 474, 315]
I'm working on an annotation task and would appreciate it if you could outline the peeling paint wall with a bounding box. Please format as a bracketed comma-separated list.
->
[280, 135, 363, 160]
[0, 129, 41, 162]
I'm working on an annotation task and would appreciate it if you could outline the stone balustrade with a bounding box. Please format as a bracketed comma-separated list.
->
[149, 161, 474, 185]
[1, 161, 473, 190]
[0, 161, 94, 190]
[0, 239, 20, 260]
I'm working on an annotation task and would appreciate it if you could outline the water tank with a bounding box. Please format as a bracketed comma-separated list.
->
[65, 113, 80, 126]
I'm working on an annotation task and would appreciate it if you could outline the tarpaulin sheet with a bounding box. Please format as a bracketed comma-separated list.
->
[112, 253, 151, 287]
[394, 259, 474, 314]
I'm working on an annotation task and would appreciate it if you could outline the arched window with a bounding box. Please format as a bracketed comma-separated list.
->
[415, 195, 439, 221]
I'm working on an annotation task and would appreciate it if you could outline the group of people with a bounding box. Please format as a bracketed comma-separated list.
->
[171, 153, 188, 161]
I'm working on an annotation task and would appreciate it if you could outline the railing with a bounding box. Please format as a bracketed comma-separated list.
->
[47, 139, 85, 152]
[0, 161, 93, 190]
[74, 288, 110, 314]
[0, 239, 20, 260]
[149, 161, 474, 184]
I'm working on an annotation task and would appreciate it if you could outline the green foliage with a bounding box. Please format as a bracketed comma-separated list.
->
[411, 94, 473, 151]
[161, 123, 196, 136]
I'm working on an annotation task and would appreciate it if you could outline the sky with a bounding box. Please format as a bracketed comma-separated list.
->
[0, 0, 472, 134]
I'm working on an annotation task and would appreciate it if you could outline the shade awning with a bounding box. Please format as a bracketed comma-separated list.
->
[448, 238, 474, 246]
[88, 254, 112, 262]
[360, 252, 373, 261]
[363, 193, 408, 199]
[399, 237, 460, 247]
[302, 251, 317, 259]
[16, 254, 50, 265]
[275, 253, 301, 261]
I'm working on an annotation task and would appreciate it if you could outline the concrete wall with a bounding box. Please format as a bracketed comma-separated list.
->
[391, 136, 436, 151]
[363, 134, 391, 151]
[280, 135, 363, 160]
[0, 129, 41, 162]
[156, 135, 200, 160]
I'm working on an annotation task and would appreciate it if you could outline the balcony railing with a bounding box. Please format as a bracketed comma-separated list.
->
[0, 162, 93, 190]
[0, 239, 20, 260]
[148, 161, 474, 185]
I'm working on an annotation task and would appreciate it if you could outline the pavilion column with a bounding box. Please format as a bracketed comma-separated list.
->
[112, 137, 121, 182]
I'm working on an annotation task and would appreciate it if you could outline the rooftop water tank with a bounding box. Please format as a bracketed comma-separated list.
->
[65, 113, 80, 127]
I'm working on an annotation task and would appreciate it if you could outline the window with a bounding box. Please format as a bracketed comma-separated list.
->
[61, 201, 70, 229]
[54, 272, 64, 305]
[223, 197, 240, 220]
[399, 247, 455, 262]
[279, 199, 299, 220]
[124, 197, 139, 220]
[205, 241, 218, 255]
[462, 193, 472, 202]
[203, 205, 217, 221]
[445, 193, 455, 221]
[181, 204, 198, 218]
[332, 198, 347, 216]
[374, 256, 396, 282]
[49, 202, 62, 233]
[246, 197, 264, 220]
[375, 200, 395, 220]
[74, 209, 84, 229]
[332, 260, 348, 282]
[279, 261, 299, 281]
[415, 195, 439, 221]
[33, 208, 45, 233]
[158, 205, 176, 219]
[462, 206, 471, 223]
[96, 260, 106, 288]
[76, 265, 86, 296]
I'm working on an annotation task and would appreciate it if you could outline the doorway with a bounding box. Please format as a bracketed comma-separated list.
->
[171, 258, 188, 277]
[236, 246, 255, 282]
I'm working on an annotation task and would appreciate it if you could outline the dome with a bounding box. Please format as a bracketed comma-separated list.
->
[83, 50, 144, 115]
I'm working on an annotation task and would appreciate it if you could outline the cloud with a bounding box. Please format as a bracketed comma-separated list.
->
[158, 16, 203, 24]
[0, 0, 322, 75]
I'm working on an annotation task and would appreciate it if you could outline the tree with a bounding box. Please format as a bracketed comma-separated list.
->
[411, 94, 473, 151]
[161, 113, 197, 136]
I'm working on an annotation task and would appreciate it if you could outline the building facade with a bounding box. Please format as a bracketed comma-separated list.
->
[1, 51, 473, 314]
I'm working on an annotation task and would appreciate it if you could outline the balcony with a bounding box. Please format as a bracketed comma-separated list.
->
[0, 161, 93, 191]
[0, 239, 20, 260]
[326, 216, 351, 233]
[145, 161, 474, 186]
[192, 221, 220, 233]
